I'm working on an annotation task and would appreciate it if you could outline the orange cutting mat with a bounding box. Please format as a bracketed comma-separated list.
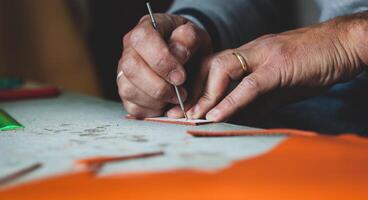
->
[1, 133, 367, 200]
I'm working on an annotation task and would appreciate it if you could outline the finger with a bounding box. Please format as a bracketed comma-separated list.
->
[165, 51, 218, 119]
[186, 49, 248, 119]
[165, 39, 251, 119]
[123, 100, 163, 118]
[206, 68, 279, 122]
[118, 73, 167, 109]
[138, 14, 187, 37]
[168, 22, 210, 64]
[165, 62, 209, 118]
[119, 48, 179, 103]
[129, 18, 186, 85]
[166, 96, 193, 118]
[164, 23, 212, 119]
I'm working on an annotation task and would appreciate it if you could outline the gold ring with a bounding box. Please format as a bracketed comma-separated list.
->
[117, 71, 123, 81]
[232, 52, 248, 72]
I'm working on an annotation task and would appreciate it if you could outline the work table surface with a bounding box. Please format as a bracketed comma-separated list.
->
[0, 93, 284, 186]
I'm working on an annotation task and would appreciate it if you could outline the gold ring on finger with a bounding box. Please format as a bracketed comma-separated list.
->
[232, 51, 249, 73]
[117, 70, 123, 81]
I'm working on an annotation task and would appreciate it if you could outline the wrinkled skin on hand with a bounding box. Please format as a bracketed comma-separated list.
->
[181, 13, 368, 122]
[117, 14, 211, 118]
[118, 12, 368, 122]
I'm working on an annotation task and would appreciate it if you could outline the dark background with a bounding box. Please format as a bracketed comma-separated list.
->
[86, 1, 173, 100]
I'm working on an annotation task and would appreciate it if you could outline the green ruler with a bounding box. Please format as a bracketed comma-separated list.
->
[0, 109, 24, 131]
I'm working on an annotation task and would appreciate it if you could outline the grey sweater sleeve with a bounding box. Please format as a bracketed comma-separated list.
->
[168, 0, 368, 50]
[168, 0, 283, 50]
[316, 0, 368, 21]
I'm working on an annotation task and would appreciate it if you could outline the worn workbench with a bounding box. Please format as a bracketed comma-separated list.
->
[0, 92, 284, 187]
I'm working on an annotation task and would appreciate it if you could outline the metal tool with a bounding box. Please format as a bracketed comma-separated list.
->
[146, 2, 188, 120]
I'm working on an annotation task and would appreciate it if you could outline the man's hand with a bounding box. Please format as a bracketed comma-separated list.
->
[185, 13, 367, 122]
[117, 14, 211, 118]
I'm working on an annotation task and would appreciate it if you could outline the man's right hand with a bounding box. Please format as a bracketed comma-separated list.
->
[117, 14, 212, 118]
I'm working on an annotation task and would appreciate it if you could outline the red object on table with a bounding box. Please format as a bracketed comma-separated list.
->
[0, 86, 60, 101]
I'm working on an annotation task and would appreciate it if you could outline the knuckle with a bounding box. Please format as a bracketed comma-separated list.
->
[122, 32, 131, 46]
[208, 56, 224, 70]
[223, 95, 237, 107]
[200, 91, 218, 104]
[202, 91, 221, 103]
[207, 50, 234, 71]
[201, 91, 213, 102]
[118, 83, 134, 101]
[130, 26, 148, 46]
[121, 57, 138, 80]
[139, 15, 150, 23]
[240, 76, 260, 92]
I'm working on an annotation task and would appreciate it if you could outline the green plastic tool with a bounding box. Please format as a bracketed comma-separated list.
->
[0, 109, 24, 131]
[0, 77, 23, 89]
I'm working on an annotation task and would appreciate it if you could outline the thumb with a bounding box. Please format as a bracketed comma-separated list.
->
[169, 22, 212, 65]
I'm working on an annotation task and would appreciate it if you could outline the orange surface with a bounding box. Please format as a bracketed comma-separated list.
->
[187, 128, 318, 137]
[1, 134, 368, 200]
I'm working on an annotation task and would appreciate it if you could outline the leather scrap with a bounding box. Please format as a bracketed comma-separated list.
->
[125, 115, 213, 126]
[187, 128, 318, 137]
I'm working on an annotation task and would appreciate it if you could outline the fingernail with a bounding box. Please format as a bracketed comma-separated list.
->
[186, 111, 195, 119]
[169, 70, 184, 85]
[167, 110, 176, 118]
[170, 43, 188, 63]
[191, 105, 201, 119]
[206, 108, 221, 121]
[167, 108, 182, 119]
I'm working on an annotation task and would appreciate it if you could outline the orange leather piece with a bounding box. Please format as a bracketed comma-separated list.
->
[143, 117, 212, 126]
[1, 134, 368, 200]
[187, 128, 318, 137]
[0, 163, 41, 186]
[125, 115, 213, 126]
[74, 151, 164, 169]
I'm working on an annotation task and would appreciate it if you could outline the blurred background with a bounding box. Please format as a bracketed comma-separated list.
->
[0, 0, 319, 101]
